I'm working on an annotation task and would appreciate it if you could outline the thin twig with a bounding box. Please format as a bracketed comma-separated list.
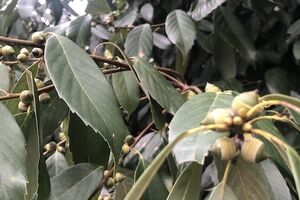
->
[0, 36, 41, 47]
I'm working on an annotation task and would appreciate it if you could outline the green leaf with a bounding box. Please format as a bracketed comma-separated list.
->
[261, 93, 300, 108]
[167, 162, 202, 200]
[287, 19, 300, 43]
[66, 15, 91, 48]
[112, 71, 140, 115]
[134, 159, 169, 200]
[265, 67, 291, 94]
[214, 7, 256, 62]
[261, 159, 292, 200]
[0, 103, 27, 199]
[190, 0, 226, 21]
[45, 34, 127, 163]
[293, 38, 300, 64]
[169, 93, 233, 164]
[209, 183, 237, 200]
[226, 158, 270, 199]
[5, 62, 39, 115]
[46, 152, 69, 178]
[213, 32, 236, 79]
[0, 63, 10, 91]
[287, 147, 300, 195]
[69, 113, 110, 167]
[49, 163, 103, 200]
[165, 9, 196, 74]
[85, 0, 111, 15]
[132, 58, 185, 114]
[150, 98, 166, 130]
[114, 168, 135, 200]
[124, 24, 153, 58]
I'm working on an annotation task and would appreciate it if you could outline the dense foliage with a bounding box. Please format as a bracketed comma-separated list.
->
[1, 0, 300, 199]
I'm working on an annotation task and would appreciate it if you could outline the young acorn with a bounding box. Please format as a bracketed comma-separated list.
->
[44, 141, 57, 152]
[20, 48, 30, 56]
[114, 172, 126, 183]
[205, 82, 221, 93]
[34, 78, 45, 88]
[231, 90, 261, 118]
[17, 53, 28, 62]
[19, 90, 33, 104]
[31, 31, 46, 45]
[106, 177, 115, 187]
[32, 48, 43, 58]
[121, 143, 130, 154]
[241, 135, 268, 163]
[201, 108, 234, 126]
[18, 101, 29, 112]
[124, 135, 135, 146]
[2, 45, 15, 57]
[39, 93, 50, 104]
[209, 137, 238, 161]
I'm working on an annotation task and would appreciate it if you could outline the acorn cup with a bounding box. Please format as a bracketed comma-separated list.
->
[209, 137, 238, 161]
[241, 136, 268, 163]
[205, 82, 221, 93]
[231, 90, 262, 118]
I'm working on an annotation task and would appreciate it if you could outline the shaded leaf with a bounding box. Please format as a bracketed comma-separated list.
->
[214, 7, 256, 62]
[167, 162, 202, 200]
[293, 38, 300, 64]
[112, 71, 140, 115]
[140, 3, 154, 22]
[45, 34, 127, 162]
[169, 93, 233, 164]
[150, 98, 166, 130]
[0, 103, 27, 199]
[66, 15, 92, 48]
[153, 32, 171, 50]
[69, 113, 110, 167]
[46, 151, 69, 178]
[287, 147, 300, 195]
[165, 9, 196, 74]
[125, 24, 153, 58]
[209, 183, 237, 200]
[49, 163, 103, 200]
[287, 19, 300, 43]
[114, 7, 138, 27]
[132, 58, 185, 114]
[265, 67, 291, 94]
[85, 0, 111, 15]
[190, 0, 226, 21]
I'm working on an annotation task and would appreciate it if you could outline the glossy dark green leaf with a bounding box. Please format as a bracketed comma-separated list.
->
[293, 38, 300, 64]
[69, 113, 110, 167]
[66, 15, 91, 48]
[169, 93, 233, 164]
[124, 24, 153, 58]
[265, 67, 291, 94]
[46, 151, 69, 178]
[45, 34, 127, 163]
[134, 159, 168, 200]
[190, 0, 226, 21]
[132, 58, 185, 114]
[85, 0, 111, 15]
[167, 162, 202, 200]
[214, 7, 256, 62]
[5, 62, 39, 115]
[287, 147, 300, 195]
[112, 71, 140, 115]
[49, 163, 103, 200]
[0, 103, 27, 199]
[165, 9, 196, 74]
[150, 98, 166, 130]
[214, 33, 236, 79]
[0, 63, 10, 91]
[261, 159, 292, 200]
[37, 156, 50, 200]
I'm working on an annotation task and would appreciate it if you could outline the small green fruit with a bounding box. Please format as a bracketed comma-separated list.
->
[31, 47, 43, 57]
[18, 101, 29, 112]
[231, 91, 260, 118]
[39, 92, 50, 104]
[210, 137, 238, 161]
[205, 82, 221, 93]
[106, 177, 115, 187]
[2, 45, 15, 57]
[19, 90, 33, 104]
[122, 144, 130, 154]
[114, 172, 126, 183]
[232, 116, 244, 126]
[17, 53, 28, 62]
[104, 170, 110, 177]
[31, 31, 46, 45]
[242, 123, 252, 132]
[20, 48, 30, 56]
[34, 78, 44, 88]
[241, 137, 268, 163]
[124, 135, 135, 146]
[44, 141, 57, 152]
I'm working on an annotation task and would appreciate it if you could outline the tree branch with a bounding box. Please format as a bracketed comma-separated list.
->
[0, 36, 41, 47]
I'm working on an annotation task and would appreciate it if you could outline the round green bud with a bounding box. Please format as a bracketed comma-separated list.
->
[31, 47, 43, 57]
[31, 31, 46, 45]
[17, 53, 28, 62]
[2, 45, 15, 57]
[124, 135, 135, 146]
[19, 90, 33, 104]
[18, 101, 29, 112]
[20, 48, 30, 56]
[106, 177, 115, 187]
[39, 92, 50, 104]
